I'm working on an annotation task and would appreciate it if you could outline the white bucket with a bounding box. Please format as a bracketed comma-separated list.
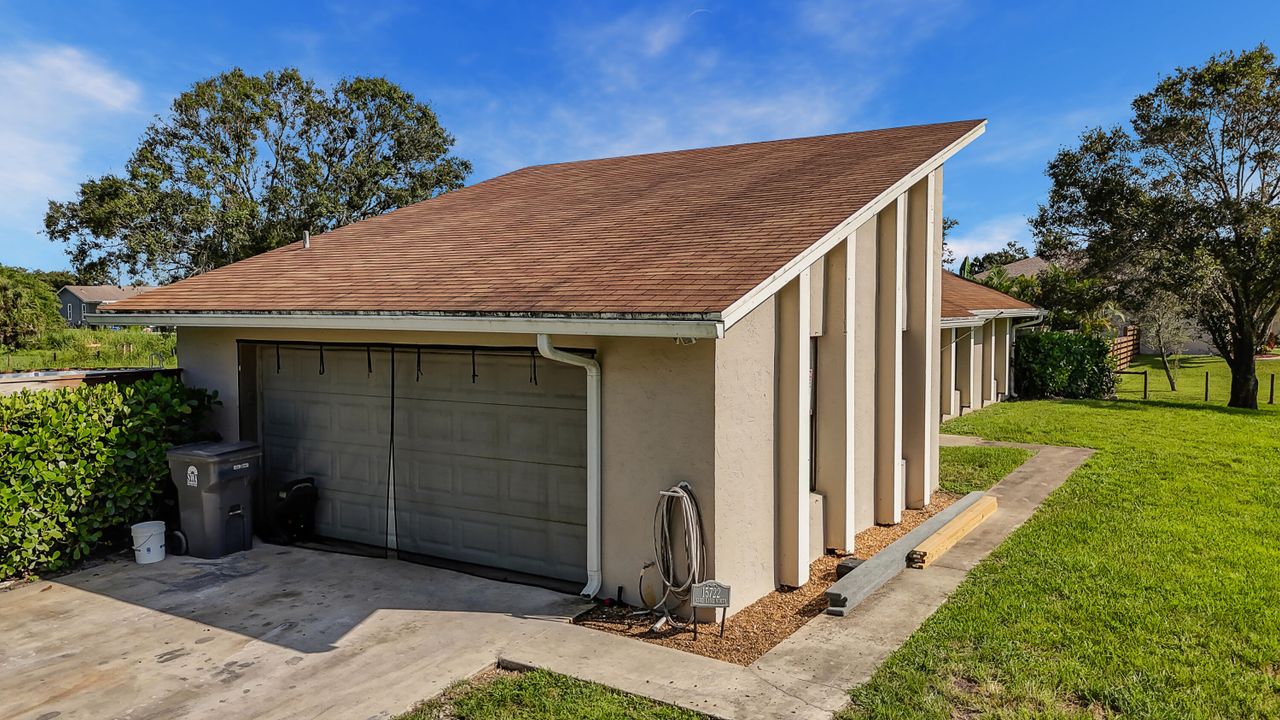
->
[130, 521, 166, 565]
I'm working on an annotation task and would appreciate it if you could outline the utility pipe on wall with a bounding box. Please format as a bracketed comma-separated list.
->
[536, 334, 602, 599]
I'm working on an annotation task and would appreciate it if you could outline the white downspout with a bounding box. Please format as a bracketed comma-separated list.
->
[536, 334, 603, 599]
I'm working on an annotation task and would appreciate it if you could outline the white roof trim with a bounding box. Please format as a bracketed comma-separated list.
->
[87, 312, 725, 339]
[721, 121, 987, 330]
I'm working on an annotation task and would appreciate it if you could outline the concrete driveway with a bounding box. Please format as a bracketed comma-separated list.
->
[0, 546, 590, 720]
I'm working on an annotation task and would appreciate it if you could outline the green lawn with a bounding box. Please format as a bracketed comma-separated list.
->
[397, 669, 707, 720]
[1116, 353, 1280, 407]
[843, 354, 1280, 718]
[938, 446, 1035, 495]
[0, 328, 176, 371]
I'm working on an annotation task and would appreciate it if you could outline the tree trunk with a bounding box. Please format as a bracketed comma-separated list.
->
[1159, 345, 1177, 391]
[1227, 351, 1258, 410]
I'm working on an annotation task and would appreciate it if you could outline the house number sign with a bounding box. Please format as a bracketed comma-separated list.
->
[690, 580, 731, 639]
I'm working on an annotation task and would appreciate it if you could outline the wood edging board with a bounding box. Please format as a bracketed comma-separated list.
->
[906, 495, 997, 569]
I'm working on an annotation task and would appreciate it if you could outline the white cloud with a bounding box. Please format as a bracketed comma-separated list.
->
[944, 214, 1033, 267]
[798, 0, 965, 53]
[448, 3, 950, 179]
[0, 45, 141, 229]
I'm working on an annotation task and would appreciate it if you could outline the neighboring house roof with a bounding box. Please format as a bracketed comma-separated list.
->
[104, 120, 985, 320]
[941, 271, 1039, 322]
[974, 256, 1050, 281]
[59, 285, 157, 303]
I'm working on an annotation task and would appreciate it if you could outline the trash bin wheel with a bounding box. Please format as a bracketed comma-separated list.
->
[168, 529, 189, 556]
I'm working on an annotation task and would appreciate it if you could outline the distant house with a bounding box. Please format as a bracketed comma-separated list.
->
[974, 256, 1050, 281]
[57, 286, 156, 327]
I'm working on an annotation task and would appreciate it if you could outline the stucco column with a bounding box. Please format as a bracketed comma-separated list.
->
[940, 328, 956, 419]
[775, 272, 811, 588]
[874, 198, 905, 525]
[955, 327, 975, 413]
[815, 245, 849, 551]
[981, 320, 996, 406]
[902, 175, 937, 509]
[994, 318, 1011, 399]
[848, 218, 879, 535]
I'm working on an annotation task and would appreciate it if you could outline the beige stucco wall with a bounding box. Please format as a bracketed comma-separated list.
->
[980, 320, 996, 406]
[940, 328, 957, 419]
[873, 200, 904, 525]
[814, 242, 848, 550]
[177, 325, 716, 609]
[849, 219, 879, 534]
[773, 277, 807, 587]
[994, 318, 1011, 399]
[902, 177, 939, 509]
[713, 297, 777, 612]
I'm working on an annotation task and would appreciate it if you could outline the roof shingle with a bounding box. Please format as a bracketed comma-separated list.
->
[941, 271, 1037, 319]
[106, 120, 984, 317]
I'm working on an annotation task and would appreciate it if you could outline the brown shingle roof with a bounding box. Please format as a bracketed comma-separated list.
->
[106, 120, 984, 317]
[941, 271, 1037, 320]
[61, 285, 156, 303]
[974, 256, 1050, 280]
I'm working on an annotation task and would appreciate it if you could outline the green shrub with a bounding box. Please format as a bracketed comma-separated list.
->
[1014, 330, 1117, 399]
[0, 375, 215, 579]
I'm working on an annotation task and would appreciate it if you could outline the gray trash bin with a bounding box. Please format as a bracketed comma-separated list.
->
[167, 441, 260, 559]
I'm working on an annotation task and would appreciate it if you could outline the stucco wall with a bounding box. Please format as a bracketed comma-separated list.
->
[814, 243, 848, 550]
[176, 326, 716, 608]
[849, 218, 879, 533]
[773, 278, 806, 587]
[713, 296, 777, 612]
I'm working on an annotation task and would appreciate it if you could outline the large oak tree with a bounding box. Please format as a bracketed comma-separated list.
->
[1033, 45, 1280, 409]
[46, 68, 471, 283]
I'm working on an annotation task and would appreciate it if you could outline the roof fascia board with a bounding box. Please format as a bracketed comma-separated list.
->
[86, 312, 725, 339]
[940, 316, 985, 328]
[720, 121, 987, 329]
[971, 308, 1043, 319]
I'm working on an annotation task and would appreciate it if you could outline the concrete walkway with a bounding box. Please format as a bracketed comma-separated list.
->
[503, 436, 1093, 720]
[750, 437, 1093, 698]
[2, 437, 1091, 720]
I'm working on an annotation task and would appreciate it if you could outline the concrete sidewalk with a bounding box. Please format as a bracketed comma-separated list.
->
[505, 436, 1092, 720]
[751, 437, 1093, 695]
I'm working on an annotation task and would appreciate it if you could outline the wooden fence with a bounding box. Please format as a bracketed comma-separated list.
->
[1110, 325, 1140, 370]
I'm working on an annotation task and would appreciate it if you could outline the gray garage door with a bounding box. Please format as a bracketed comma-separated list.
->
[257, 345, 587, 582]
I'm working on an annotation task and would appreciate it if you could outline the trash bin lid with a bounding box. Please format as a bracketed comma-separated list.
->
[167, 440, 261, 462]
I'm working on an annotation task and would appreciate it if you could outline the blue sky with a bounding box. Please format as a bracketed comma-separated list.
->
[0, 0, 1276, 272]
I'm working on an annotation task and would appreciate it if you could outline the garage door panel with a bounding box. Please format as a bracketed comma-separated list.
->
[258, 344, 586, 582]
[394, 503, 586, 581]
[396, 401, 586, 467]
[394, 351, 587, 410]
[259, 346, 390, 549]
[395, 448, 584, 525]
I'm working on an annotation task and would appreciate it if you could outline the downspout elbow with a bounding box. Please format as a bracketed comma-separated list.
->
[536, 334, 602, 599]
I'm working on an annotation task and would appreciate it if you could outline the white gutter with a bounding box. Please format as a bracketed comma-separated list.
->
[88, 311, 723, 339]
[536, 334, 602, 599]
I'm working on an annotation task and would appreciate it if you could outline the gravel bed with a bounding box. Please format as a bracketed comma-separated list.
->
[576, 491, 961, 665]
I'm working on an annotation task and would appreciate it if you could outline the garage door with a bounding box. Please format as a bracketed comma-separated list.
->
[256, 344, 588, 583]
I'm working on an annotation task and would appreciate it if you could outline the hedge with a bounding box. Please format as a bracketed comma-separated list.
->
[1013, 330, 1117, 400]
[0, 375, 215, 579]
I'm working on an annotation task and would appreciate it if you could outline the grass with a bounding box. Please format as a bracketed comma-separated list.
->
[0, 327, 176, 371]
[938, 446, 1035, 494]
[396, 668, 708, 720]
[1116, 352, 1280, 407]
[842, 354, 1280, 719]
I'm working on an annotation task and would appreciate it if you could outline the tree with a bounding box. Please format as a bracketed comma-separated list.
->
[1033, 45, 1280, 409]
[941, 216, 959, 266]
[969, 240, 1030, 276]
[0, 267, 61, 349]
[1135, 290, 1195, 390]
[46, 68, 471, 283]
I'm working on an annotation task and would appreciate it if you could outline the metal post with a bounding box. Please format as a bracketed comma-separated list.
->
[1143, 370, 1148, 400]
[1270, 374, 1275, 405]
[1204, 371, 1210, 402]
